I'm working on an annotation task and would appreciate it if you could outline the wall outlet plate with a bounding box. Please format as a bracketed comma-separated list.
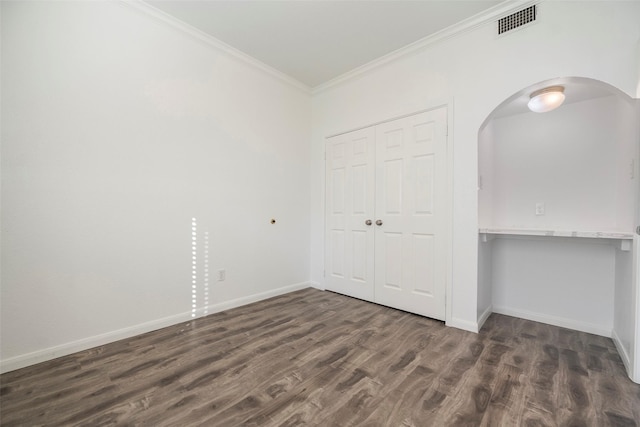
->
[535, 202, 545, 216]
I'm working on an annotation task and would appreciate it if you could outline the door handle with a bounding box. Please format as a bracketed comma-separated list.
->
[376, 220, 383, 226]
[365, 219, 372, 226]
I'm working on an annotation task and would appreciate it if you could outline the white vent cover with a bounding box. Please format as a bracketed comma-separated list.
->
[498, 5, 537, 35]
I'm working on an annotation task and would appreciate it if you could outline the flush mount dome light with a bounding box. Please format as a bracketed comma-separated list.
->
[527, 86, 566, 113]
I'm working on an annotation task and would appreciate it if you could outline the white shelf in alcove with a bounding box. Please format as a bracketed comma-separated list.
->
[478, 227, 634, 240]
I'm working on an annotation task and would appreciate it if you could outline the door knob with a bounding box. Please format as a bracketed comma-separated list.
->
[376, 220, 383, 226]
[365, 219, 372, 226]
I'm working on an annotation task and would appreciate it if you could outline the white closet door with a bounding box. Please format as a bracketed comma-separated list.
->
[374, 108, 447, 320]
[325, 127, 376, 302]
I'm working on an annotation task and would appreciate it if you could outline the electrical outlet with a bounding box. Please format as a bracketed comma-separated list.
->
[218, 269, 226, 281]
[535, 202, 545, 216]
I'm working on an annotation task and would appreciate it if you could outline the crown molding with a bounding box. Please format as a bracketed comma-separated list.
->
[121, 0, 311, 94]
[312, 0, 540, 95]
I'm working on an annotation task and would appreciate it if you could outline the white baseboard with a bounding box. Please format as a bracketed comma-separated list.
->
[492, 305, 612, 338]
[447, 317, 480, 333]
[611, 328, 634, 382]
[196, 281, 310, 316]
[0, 281, 311, 374]
[308, 281, 324, 291]
[477, 305, 493, 331]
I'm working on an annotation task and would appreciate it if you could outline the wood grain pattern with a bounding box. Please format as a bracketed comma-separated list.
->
[1, 288, 639, 426]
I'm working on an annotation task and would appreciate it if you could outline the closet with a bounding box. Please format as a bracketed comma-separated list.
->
[325, 108, 448, 320]
[477, 77, 640, 381]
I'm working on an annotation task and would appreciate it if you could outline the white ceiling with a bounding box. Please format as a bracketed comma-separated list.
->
[145, 0, 503, 88]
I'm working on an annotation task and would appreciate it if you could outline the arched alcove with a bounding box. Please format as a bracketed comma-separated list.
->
[477, 77, 640, 383]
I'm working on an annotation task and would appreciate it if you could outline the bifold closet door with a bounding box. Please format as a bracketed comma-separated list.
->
[325, 127, 376, 301]
[374, 108, 447, 320]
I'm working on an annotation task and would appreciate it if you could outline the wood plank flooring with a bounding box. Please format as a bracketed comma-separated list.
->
[1, 288, 639, 426]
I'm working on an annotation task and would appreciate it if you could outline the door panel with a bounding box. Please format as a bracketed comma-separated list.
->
[383, 231, 403, 289]
[374, 108, 447, 320]
[412, 233, 435, 296]
[351, 230, 368, 282]
[329, 230, 345, 277]
[414, 154, 434, 214]
[325, 127, 376, 301]
[383, 159, 403, 214]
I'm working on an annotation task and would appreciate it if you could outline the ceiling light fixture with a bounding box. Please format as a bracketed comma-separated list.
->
[527, 86, 565, 113]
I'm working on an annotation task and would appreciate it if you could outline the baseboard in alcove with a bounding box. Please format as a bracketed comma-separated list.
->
[477, 305, 493, 331]
[611, 329, 635, 383]
[492, 305, 612, 338]
[446, 317, 480, 333]
[0, 281, 312, 374]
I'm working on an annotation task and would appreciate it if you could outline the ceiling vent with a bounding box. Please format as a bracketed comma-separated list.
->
[498, 5, 537, 35]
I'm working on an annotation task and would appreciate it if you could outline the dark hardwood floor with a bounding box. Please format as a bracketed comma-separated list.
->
[1, 288, 639, 426]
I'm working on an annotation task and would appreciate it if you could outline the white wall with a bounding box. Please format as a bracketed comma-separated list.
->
[1, 1, 311, 371]
[487, 95, 631, 232]
[615, 244, 635, 370]
[491, 237, 615, 336]
[310, 0, 640, 330]
[614, 97, 640, 232]
[612, 97, 640, 382]
[478, 121, 494, 228]
[476, 238, 492, 324]
[477, 121, 494, 324]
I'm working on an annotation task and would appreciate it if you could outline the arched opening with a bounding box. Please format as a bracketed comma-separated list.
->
[477, 76, 640, 383]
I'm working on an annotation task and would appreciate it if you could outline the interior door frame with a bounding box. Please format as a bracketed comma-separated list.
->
[323, 100, 454, 325]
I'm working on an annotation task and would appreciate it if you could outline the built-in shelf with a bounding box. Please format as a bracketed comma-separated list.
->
[479, 227, 633, 240]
